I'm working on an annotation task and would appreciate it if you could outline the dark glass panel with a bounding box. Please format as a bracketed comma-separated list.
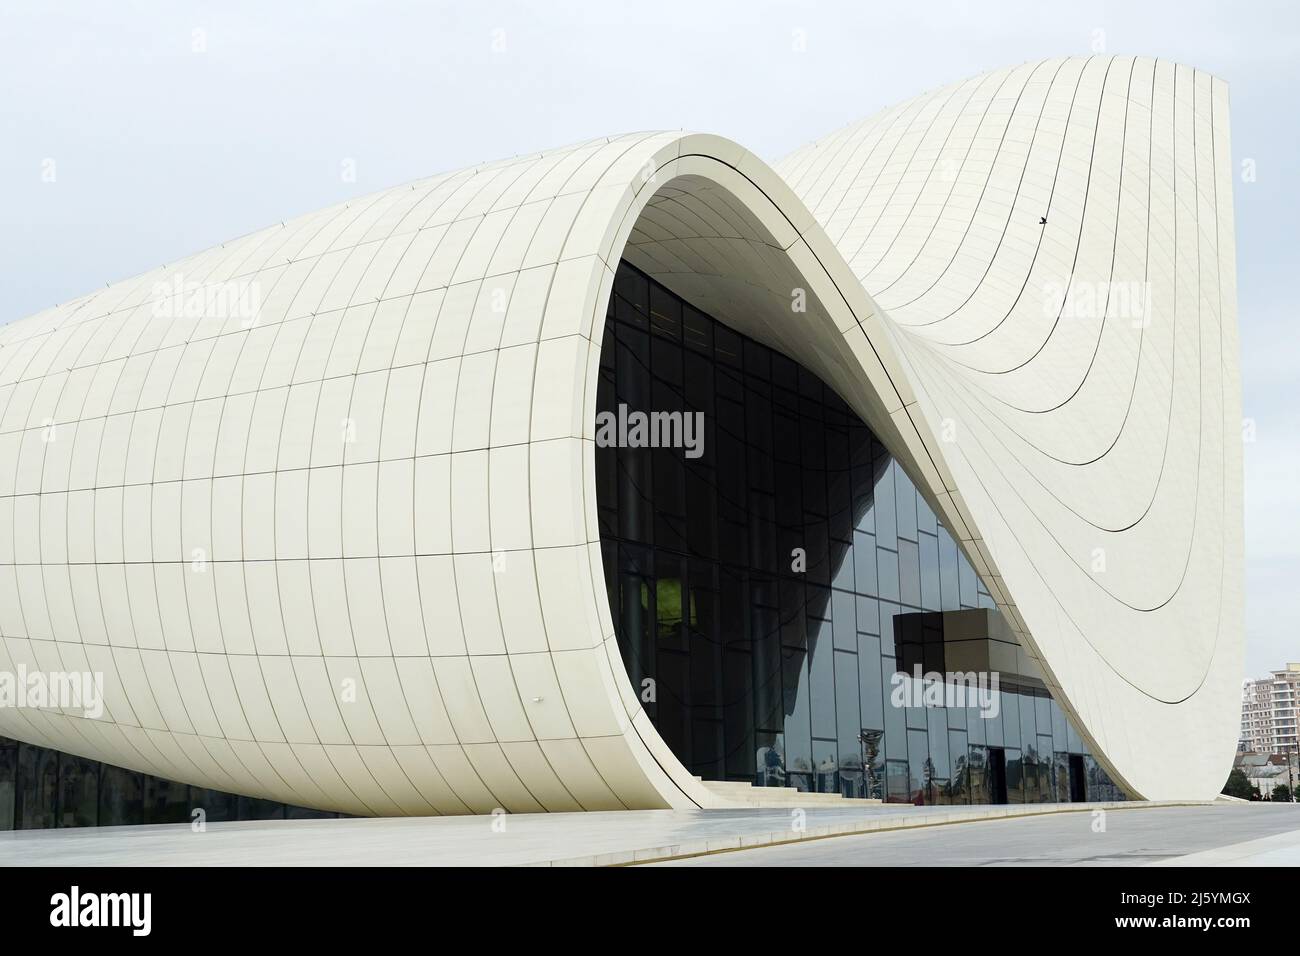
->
[1050, 698, 1068, 751]
[927, 705, 951, 782]
[858, 633, 885, 731]
[1037, 736, 1055, 802]
[592, 261, 1112, 803]
[614, 266, 649, 327]
[656, 650, 690, 765]
[885, 759, 911, 804]
[1006, 749, 1025, 804]
[684, 352, 715, 431]
[755, 730, 785, 787]
[652, 441, 686, 553]
[1036, 691, 1052, 743]
[654, 551, 687, 652]
[724, 645, 755, 780]
[853, 531, 877, 595]
[714, 322, 742, 367]
[1019, 688, 1038, 743]
[1023, 748, 1040, 804]
[649, 283, 682, 342]
[831, 589, 856, 651]
[907, 727, 931, 804]
[57, 754, 99, 828]
[856, 595, 879, 636]
[835, 649, 862, 774]
[18, 744, 57, 829]
[966, 693, 987, 744]
[898, 538, 921, 608]
[1067, 709, 1084, 753]
[826, 425, 853, 544]
[948, 690, 969, 731]
[751, 604, 783, 733]
[881, 654, 907, 762]
[98, 765, 143, 826]
[237, 796, 286, 821]
[812, 738, 838, 794]
[917, 491, 938, 535]
[693, 719, 725, 781]
[688, 559, 722, 714]
[1002, 690, 1022, 749]
[0, 737, 343, 829]
[285, 805, 338, 819]
[861, 729, 885, 800]
[803, 517, 831, 585]
[747, 490, 777, 572]
[877, 546, 900, 603]
[771, 350, 798, 391]
[919, 533, 941, 610]
[948, 730, 970, 804]
[895, 466, 918, 542]
[809, 618, 837, 739]
[782, 646, 813, 785]
[1054, 752, 1072, 802]
[938, 528, 961, 609]
[958, 553, 978, 607]
[144, 776, 190, 825]
[830, 534, 855, 592]
[190, 787, 238, 823]
[874, 460, 897, 546]
[968, 745, 990, 804]
[683, 304, 711, 355]
[0, 737, 15, 830]
[743, 337, 771, 379]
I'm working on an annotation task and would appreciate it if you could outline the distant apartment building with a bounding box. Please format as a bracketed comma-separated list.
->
[1241, 665, 1300, 754]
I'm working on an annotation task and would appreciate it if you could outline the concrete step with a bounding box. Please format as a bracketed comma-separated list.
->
[701, 780, 800, 796]
[699, 779, 882, 808]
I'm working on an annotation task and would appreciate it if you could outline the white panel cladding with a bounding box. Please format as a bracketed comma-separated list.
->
[0, 55, 1241, 812]
[778, 54, 1242, 800]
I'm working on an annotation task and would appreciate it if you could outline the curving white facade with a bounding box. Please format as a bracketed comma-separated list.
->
[0, 55, 1241, 813]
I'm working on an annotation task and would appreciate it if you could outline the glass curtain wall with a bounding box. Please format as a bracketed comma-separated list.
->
[596, 261, 1124, 805]
[0, 736, 341, 830]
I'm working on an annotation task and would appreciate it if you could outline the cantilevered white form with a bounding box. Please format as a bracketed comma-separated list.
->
[0, 56, 1241, 812]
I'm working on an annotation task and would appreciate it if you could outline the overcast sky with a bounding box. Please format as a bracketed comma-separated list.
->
[1, 0, 1296, 678]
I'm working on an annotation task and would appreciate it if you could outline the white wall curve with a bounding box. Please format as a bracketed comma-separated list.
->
[0, 55, 1241, 812]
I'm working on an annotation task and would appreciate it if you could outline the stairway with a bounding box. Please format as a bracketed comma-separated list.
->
[698, 778, 883, 808]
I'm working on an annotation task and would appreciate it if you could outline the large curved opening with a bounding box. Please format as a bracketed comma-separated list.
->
[592, 258, 1125, 805]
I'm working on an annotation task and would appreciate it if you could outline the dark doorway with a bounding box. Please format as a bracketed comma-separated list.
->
[1068, 754, 1087, 802]
[988, 747, 1008, 804]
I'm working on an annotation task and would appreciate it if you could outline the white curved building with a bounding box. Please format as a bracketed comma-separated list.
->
[0, 55, 1241, 817]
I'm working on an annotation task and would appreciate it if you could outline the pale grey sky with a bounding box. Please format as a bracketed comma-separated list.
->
[1, 0, 1296, 678]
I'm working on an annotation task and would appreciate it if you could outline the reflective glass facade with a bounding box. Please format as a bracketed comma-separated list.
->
[596, 262, 1124, 804]
[0, 736, 342, 830]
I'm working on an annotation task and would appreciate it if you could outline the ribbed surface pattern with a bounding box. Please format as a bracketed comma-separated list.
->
[779, 55, 1243, 796]
[0, 55, 1241, 810]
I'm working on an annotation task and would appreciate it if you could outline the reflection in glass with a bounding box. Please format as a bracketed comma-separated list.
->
[98, 765, 143, 826]
[0, 738, 15, 830]
[57, 754, 99, 828]
[967, 745, 990, 804]
[19, 744, 57, 829]
[1006, 750, 1025, 804]
[885, 759, 911, 804]
[596, 261, 1124, 803]
[0, 736, 343, 830]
